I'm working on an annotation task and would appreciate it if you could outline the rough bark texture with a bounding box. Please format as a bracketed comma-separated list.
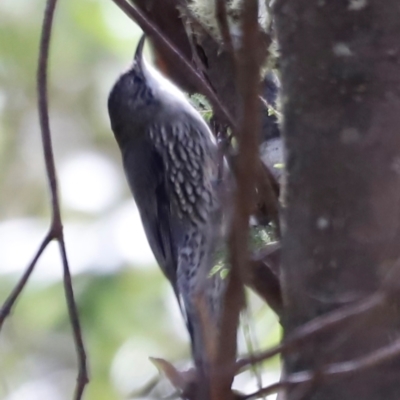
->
[275, 0, 400, 399]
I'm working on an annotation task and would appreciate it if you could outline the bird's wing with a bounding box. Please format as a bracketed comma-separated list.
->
[148, 120, 218, 226]
[122, 139, 181, 298]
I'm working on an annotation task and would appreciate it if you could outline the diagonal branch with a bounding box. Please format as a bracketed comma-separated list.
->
[0, 232, 52, 329]
[236, 292, 385, 372]
[242, 333, 400, 400]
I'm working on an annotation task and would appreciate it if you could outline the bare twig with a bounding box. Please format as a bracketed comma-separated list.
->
[37, 1, 88, 398]
[236, 292, 385, 372]
[0, 232, 52, 329]
[57, 240, 88, 399]
[111, 0, 234, 127]
[242, 333, 400, 400]
[37, 0, 60, 214]
[0, 0, 88, 398]
[211, 1, 263, 399]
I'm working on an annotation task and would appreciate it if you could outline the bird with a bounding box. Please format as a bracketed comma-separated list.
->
[107, 34, 226, 375]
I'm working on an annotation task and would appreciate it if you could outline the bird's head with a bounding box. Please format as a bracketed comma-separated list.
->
[108, 34, 156, 121]
[108, 32, 196, 143]
[107, 33, 158, 145]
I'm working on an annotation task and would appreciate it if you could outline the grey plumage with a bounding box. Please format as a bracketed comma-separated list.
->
[108, 34, 225, 371]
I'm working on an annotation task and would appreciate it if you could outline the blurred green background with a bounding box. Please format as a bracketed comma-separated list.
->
[0, 0, 280, 399]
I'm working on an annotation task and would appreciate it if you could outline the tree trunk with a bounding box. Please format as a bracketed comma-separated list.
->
[275, 0, 400, 399]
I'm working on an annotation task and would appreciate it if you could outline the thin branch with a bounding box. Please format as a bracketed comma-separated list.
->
[242, 334, 400, 400]
[111, 0, 234, 127]
[58, 240, 88, 399]
[0, 232, 52, 329]
[1, 2, 89, 397]
[37, 0, 60, 220]
[1, 1, 89, 398]
[37, 1, 88, 398]
[211, 1, 263, 399]
[236, 292, 385, 372]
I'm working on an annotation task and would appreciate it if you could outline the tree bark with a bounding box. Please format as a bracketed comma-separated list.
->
[275, 0, 400, 399]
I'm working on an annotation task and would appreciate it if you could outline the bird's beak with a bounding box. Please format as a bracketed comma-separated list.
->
[134, 33, 146, 69]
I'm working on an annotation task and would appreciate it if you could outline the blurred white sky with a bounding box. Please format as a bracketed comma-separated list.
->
[0, 200, 157, 284]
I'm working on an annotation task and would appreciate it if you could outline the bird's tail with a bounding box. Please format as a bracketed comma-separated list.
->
[177, 238, 226, 380]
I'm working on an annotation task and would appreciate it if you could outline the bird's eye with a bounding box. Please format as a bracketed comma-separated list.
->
[134, 75, 143, 84]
